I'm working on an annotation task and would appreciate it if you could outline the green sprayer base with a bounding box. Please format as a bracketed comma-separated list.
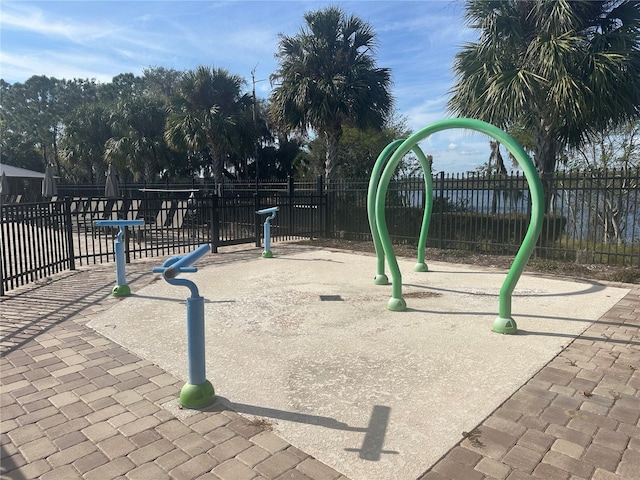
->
[180, 380, 215, 409]
[374, 274, 389, 285]
[262, 251, 273, 258]
[112, 285, 131, 297]
[387, 297, 407, 311]
[493, 316, 518, 335]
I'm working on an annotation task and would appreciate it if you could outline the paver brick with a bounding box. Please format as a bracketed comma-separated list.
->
[593, 428, 630, 451]
[542, 450, 594, 478]
[53, 430, 88, 449]
[474, 456, 511, 480]
[277, 470, 313, 480]
[84, 456, 136, 480]
[98, 434, 137, 459]
[73, 450, 110, 474]
[154, 448, 190, 471]
[130, 429, 161, 448]
[609, 404, 640, 424]
[446, 446, 482, 466]
[60, 401, 93, 420]
[213, 457, 256, 480]
[117, 415, 161, 435]
[169, 453, 218, 479]
[432, 458, 485, 480]
[4, 458, 51, 479]
[18, 435, 57, 462]
[41, 464, 83, 480]
[47, 440, 96, 467]
[255, 450, 303, 478]
[155, 419, 193, 441]
[188, 412, 230, 434]
[532, 461, 571, 480]
[615, 448, 640, 478]
[251, 431, 291, 453]
[128, 438, 174, 465]
[296, 458, 342, 480]
[517, 429, 555, 453]
[583, 443, 622, 472]
[204, 427, 236, 445]
[550, 439, 585, 459]
[592, 468, 628, 479]
[7, 423, 44, 445]
[236, 445, 271, 468]
[209, 435, 252, 461]
[503, 445, 545, 472]
[126, 461, 171, 480]
[82, 421, 118, 443]
[227, 417, 268, 439]
[173, 431, 214, 456]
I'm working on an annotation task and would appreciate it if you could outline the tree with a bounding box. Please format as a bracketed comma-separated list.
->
[448, 0, 640, 182]
[104, 96, 171, 182]
[270, 6, 394, 188]
[142, 67, 182, 101]
[1, 76, 100, 178]
[563, 121, 639, 245]
[165, 66, 254, 188]
[302, 113, 413, 181]
[61, 103, 113, 184]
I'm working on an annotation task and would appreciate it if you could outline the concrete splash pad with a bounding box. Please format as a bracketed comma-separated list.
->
[88, 245, 629, 480]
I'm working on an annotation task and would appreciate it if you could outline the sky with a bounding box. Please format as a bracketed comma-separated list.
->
[0, 0, 500, 173]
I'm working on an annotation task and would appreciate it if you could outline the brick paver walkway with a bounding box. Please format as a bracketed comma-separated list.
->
[1, 255, 639, 480]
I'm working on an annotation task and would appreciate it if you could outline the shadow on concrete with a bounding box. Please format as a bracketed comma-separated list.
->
[213, 397, 398, 461]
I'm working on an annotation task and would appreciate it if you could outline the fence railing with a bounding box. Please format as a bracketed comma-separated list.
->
[1, 190, 326, 295]
[330, 169, 639, 266]
[2, 169, 638, 294]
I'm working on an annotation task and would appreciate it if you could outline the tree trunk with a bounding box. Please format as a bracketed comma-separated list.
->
[208, 136, 223, 195]
[324, 126, 342, 190]
[533, 125, 559, 214]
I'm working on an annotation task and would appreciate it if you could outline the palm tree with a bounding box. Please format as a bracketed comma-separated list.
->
[270, 6, 394, 188]
[104, 96, 169, 182]
[449, 0, 640, 194]
[165, 66, 253, 188]
[62, 103, 112, 184]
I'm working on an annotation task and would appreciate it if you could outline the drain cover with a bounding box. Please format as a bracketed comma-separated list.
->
[319, 295, 343, 301]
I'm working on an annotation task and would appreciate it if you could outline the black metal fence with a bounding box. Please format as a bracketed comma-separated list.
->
[1, 184, 326, 295]
[330, 169, 639, 266]
[2, 169, 638, 294]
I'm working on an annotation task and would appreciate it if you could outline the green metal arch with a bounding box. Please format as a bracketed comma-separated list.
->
[373, 118, 544, 334]
[367, 140, 434, 285]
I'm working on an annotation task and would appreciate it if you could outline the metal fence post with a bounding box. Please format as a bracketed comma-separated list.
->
[438, 171, 445, 250]
[254, 192, 261, 247]
[64, 197, 76, 271]
[210, 195, 219, 253]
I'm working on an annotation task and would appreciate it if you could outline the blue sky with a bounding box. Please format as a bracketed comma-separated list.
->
[0, 0, 499, 173]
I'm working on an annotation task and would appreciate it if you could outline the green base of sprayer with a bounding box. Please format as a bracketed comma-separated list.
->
[414, 262, 428, 272]
[373, 274, 389, 285]
[387, 297, 407, 311]
[180, 380, 215, 409]
[261, 251, 273, 258]
[492, 317, 518, 335]
[112, 285, 131, 297]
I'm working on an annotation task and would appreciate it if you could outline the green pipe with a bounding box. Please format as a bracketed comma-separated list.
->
[367, 139, 404, 285]
[367, 141, 434, 284]
[374, 119, 544, 333]
[414, 147, 433, 272]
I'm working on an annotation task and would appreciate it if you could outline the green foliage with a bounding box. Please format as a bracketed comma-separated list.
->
[165, 66, 255, 186]
[299, 113, 413, 181]
[449, 0, 640, 177]
[270, 6, 393, 186]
